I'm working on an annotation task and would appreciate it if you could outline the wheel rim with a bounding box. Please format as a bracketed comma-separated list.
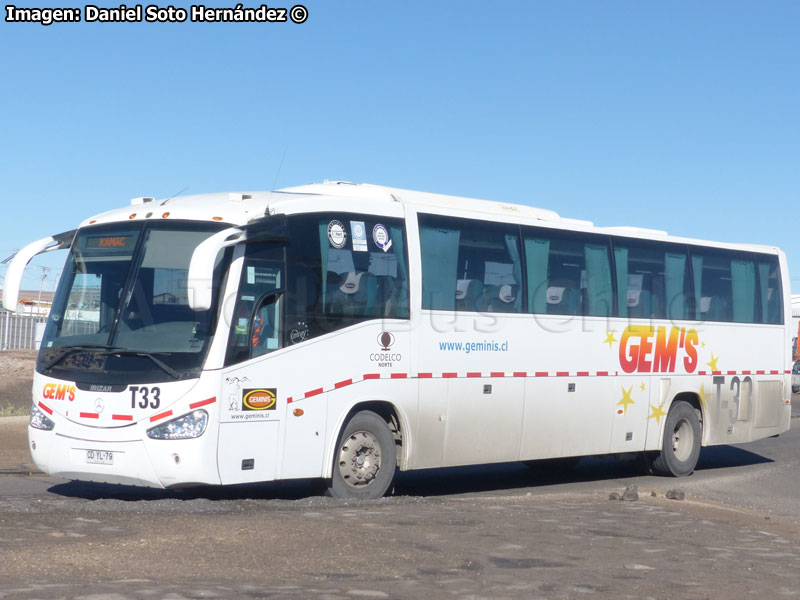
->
[337, 430, 382, 489]
[671, 418, 694, 462]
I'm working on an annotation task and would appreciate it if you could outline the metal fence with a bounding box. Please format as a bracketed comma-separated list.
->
[0, 312, 47, 351]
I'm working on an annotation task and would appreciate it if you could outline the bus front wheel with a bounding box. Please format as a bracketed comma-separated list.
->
[327, 410, 396, 499]
[643, 400, 701, 477]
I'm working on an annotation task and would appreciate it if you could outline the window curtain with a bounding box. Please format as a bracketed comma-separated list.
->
[524, 237, 550, 313]
[504, 234, 523, 311]
[389, 224, 409, 317]
[731, 259, 755, 323]
[318, 222, 330, 310]
[691, 255, 704, 319]
[419, 226, 460, 310]
[584, 244, 612, 316]
[613, 247, 629, 318]
[664, 252, 687, 320]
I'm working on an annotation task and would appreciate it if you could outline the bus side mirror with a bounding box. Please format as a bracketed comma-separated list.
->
[2, 231, 75, 312]
[187, 227, 245, 312]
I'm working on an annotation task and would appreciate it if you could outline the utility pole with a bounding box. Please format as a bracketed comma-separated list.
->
[36, 266, 50, 316]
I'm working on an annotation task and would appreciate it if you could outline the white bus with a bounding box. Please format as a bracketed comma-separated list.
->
[4, 182, 791, 498]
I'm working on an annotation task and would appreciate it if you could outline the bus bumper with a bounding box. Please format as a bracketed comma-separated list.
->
[28, 425, 221, 488]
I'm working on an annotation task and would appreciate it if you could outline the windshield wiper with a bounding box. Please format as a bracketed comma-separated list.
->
[97, 350, 181, 380]
[42, 345, 123, 371]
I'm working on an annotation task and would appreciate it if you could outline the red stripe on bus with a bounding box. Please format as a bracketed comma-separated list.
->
[417, 372, 433, 378]
[490, 372, 505, 377]
[556, 371, 569, 377]
[712, 371, 722, 375]
[112, 414, 134, 421]
[785, 370, 792, 374]
[756, 370, 765, 375]
[596, 371, 609, 376]
[513, 371, 527, 377]
[534, 371, 548, 377]
[287, 397, 293, 404]
[442, 372, 458, 378]
[335, 379, 353, 389]
[38, 402, 53, 415]
[80, 412, 99, 419]
[727, 371, 737, 375]
[697, 370, 707, 375]
[150, 410, 173, 423]
[364, 373, 381, 380]
[577, 371, 589, 377]
[305, 388, 324, 398]
[741, 370, 751, 375]
[391, 373, 408, 379]
[466, 372, 481, 378]
[770, 370, 780, 375]
[190, 397, 216, 409]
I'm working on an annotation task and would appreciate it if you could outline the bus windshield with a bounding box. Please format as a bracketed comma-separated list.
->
[37, 220, 231, 382]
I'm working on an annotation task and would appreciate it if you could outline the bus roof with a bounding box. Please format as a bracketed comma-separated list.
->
[79, 180, 781, 255]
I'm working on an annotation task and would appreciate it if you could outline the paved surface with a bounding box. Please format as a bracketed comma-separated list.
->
[1, 412, 800, 598]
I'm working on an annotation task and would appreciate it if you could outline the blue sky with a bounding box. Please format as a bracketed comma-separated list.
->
[1, 1, 798, 293]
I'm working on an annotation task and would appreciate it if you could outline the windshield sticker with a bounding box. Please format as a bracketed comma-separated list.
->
[235, 317, 248, 335]
[328, 220, 347, 249]
[351, 221, 368, 252]
[372, 224, 392, 252]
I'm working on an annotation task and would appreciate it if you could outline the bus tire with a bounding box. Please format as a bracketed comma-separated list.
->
[327, 410, 396, 499]
[648, 401, 701, 477]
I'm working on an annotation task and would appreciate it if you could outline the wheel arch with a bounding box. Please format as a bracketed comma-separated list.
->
[322, 397, 408, 479]
[666, 391, 706, 448]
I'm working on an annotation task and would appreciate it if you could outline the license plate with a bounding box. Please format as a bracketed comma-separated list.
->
[86, 449, 113, 465]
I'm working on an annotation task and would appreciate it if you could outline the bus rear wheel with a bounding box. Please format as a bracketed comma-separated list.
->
[327, 410, 396, 499]
[643, 400, 701, 477]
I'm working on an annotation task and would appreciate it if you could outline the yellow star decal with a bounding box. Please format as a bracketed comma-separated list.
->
[706, 352, 720, 372]
[640, 382, 646, 391]
[649, 402, 668, 424]
[603, 331, 618, 349]
[698, 383, 713, 413]
[617, 386, 635, 414]
[701, 341, 706, 348]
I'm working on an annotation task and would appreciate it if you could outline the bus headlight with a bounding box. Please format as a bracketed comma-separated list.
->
[30, 404, 55, 431]
[146, 410, 208, 440]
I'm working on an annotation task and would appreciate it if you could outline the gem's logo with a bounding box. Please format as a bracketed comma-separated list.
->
[43, 383, 76, 402]
[619, 325, 698, 374]
[377, 332, 395, 351]
[242, 388, 277, 411]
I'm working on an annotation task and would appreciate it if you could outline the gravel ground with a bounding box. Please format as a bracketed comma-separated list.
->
[0, 350, 36, 415]
[0, 488, 799, 599]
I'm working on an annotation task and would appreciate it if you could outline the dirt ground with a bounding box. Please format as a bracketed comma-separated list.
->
[0, 350, 36, 414]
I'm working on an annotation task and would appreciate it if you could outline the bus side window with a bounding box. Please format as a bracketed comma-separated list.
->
[251, 292, 283, 358]
[524, 229, 612, 318]
[286, 215, 410, 341]
[757, 256, 783, 324]
[419, 214, 523, 314]
[225, 251, 284, 366]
